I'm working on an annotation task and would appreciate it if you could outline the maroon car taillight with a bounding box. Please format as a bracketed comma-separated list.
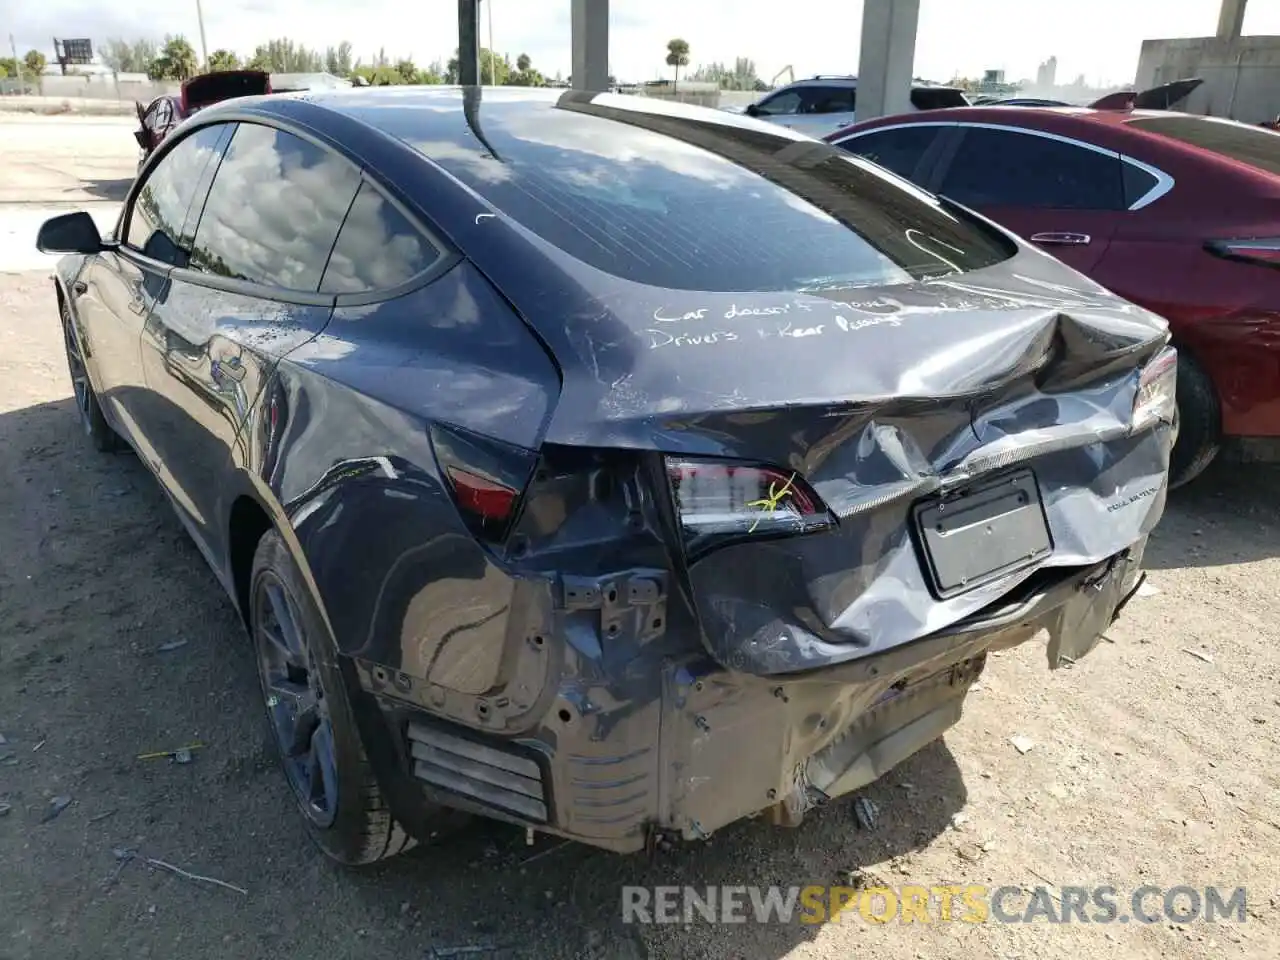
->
[664, 457, 835, 555]
[1205, 237, 1280, 270]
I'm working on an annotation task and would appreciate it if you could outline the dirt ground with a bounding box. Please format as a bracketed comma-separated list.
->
[0, 112, 1277, 960]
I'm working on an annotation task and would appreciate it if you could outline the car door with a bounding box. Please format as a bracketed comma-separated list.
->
[138, 120, 362, 555]
[832, 123, 954, 187]
[71, 123, 230, 452]
[929, 124, 1129, 274]
[754, 87, 851, 137]
[799, 86, 857, 137]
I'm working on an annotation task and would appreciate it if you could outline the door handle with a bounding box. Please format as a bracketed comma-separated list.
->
[71, 281, 88, 297]
[1029, 232, 1091, 246]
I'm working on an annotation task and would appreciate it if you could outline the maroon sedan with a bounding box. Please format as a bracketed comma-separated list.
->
[828, 107, 1280, 486]
[134, 70, 271, 168]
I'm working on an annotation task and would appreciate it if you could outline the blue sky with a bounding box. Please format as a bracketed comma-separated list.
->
[8, 0, 1280, 86]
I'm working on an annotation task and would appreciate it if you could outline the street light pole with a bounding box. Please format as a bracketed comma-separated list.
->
[194, 0, 209, 68]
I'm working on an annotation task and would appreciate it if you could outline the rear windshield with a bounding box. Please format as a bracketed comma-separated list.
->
[1127, 115, 1280, 176]
[412, 97, 1013, 292]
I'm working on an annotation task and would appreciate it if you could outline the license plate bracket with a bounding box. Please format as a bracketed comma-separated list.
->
[913, 470, 1053, 599]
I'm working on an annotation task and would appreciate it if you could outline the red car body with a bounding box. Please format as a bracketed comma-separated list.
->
[134, 70, 272, 163]
[827, 107, 1280, 483]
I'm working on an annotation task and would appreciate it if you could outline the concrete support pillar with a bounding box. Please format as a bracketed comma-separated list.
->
[571, 0, 609, 92]
[457, 0, 481, 86]
[855, 0, 921, 123]
[1217, 0, 1248, 41]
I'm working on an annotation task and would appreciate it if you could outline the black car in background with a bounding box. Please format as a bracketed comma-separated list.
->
[40, 87, 1174, 864]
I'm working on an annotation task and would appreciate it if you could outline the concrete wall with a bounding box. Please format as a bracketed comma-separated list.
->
[8, 73, 179, 104]
[1136, 35, 1280, 124]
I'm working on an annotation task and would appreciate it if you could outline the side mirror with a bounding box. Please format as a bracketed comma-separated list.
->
[37, 212, 104, 255]
[745, 103, 761, 117]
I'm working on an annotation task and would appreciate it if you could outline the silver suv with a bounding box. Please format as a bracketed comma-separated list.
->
[744, 76, 969, 136]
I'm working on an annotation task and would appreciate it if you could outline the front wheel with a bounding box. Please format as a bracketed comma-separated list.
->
[249, 530, 417, 865]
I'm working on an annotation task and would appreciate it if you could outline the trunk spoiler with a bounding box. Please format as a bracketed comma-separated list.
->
[1090, 77, 1204, 112]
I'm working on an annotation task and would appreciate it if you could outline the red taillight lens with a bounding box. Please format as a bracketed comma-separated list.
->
[1205, 237, 1280, 269]
[665, 457, 834, 549]
[446, 466, 518, 523]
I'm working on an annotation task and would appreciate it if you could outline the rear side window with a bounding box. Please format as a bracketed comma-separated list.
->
[418, 106, 1013, 292]
[189, 123, 361, 291]
[939, 127, 1124, 210]
[910, 88, 969, 110]
[1121, 161, 1159, 207]
[320, 181, 440, 294]
[838, 126, 940, 183]
[1127, 116, 1280, 176]
[126, 124, 228, 266]
[805, 87, 855, 115]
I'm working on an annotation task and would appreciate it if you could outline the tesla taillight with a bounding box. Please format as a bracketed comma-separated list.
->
[1205, 237, 1280, 269]
[446, 466, 519, 523]
[1131, 346, 1178, 433]
[664, 457, 835, 554]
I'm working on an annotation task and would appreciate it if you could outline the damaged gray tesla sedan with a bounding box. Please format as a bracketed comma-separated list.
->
[40, 87, 1175, 864]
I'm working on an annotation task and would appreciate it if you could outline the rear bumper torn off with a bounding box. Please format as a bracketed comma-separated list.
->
[365, 544, 1145, 853]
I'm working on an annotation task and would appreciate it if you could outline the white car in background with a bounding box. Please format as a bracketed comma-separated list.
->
[743, 75, 969, 136]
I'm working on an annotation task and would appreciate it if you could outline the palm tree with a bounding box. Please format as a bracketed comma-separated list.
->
[665, 38, 690, 90]
[206, 49, 240, 72]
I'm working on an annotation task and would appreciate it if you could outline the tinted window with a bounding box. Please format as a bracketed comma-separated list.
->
[126, 124, 228, 266]
[413, 101, 1013, 292]
[189, 123, 361, 291]
[320, 182, 440, 293]
[939, 127, 1124, 210]
[839, 126, 940, 182]
[755, 90, 802, 116]
[804, 88, 855, 115]
[1122, 161, 1159, 207]
[910, 88, 969, 110]
[1127, 115, 1280, 176]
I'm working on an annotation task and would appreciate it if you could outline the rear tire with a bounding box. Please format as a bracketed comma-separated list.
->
[249, 530, 417, 865]
[1169, 353, 1220, 490]
[59, 298, 121, 453]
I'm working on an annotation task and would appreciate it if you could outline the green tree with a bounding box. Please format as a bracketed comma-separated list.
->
[0, 57, 16, 79]
[23, 50, 47, 76]
[101, 38, 157, 74]
[148, 35, 199, 81]
[324, 41, 354, 77]
[206, 49, 241, 72]
[665, 38, 690, 89]
[421, 59, 445, 84]
[445, 47, 509, 85]
[246, 38, 323, 73]
[394, 58, 418, 84]
[507, 52, 545, 87]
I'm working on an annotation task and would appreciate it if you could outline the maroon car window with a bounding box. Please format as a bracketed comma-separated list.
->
[1127, 115, 1280, 177]
[319, 182, 440, 294]
[939, 127, 1125, 210]
[189, 123, 361, 291]
[838, 126, 941, 184]
[125, 125, 229, 266]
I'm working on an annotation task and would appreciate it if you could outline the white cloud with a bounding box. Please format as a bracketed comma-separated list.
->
[13, 1, 1280, 90]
